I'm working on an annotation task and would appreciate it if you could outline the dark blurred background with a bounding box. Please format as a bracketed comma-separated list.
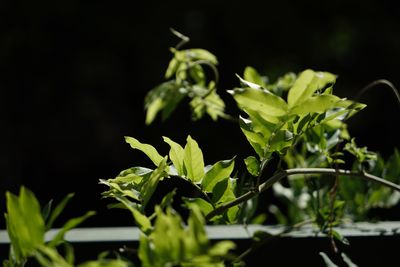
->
[1, 0, 400, 228]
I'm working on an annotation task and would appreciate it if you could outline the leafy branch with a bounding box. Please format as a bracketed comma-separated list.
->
[205, 167, 400, 221]
[4, 29, 400, 267]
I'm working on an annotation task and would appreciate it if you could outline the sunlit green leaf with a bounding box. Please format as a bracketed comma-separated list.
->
[46, 193, 75, 230]
[187, 206, 209, 254]
[35, 245, 73, 267]
[201, 157, 235, 192]
[239, 117, 267, 159]
[204, 90, 226, 121]
[145, 81, 185, 125]
[243, 66, 266, 88]
[165, 57, 180, 79]
[208, 241, 236, 257]
[49, 211, 96, 247]
[189, 64, 206, 86]
[141, 157, 168, 206]
[185, 48, 218, 64]
[244, 156, 260, 176]
[125, 136, 164, 166]
[290, 95, 342, 115]
[268, 129, 294, 154]
[212, 178, 239, 222]
[78, 259, 132, 267]
[131, 209, 152, 235]
[5, 187, 45, 261]
[184, 135, 205, 182]
[183, 197, 214, 215]
[288, 69, 336, 107]
[229, 87, 288, 120]
[236, 74, 263, 90]
[163, 136, 185, 176]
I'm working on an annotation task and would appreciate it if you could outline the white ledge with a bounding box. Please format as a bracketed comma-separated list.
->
[1, 221, 400, 244]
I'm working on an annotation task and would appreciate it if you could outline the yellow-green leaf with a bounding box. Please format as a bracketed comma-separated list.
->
[183, 135, 205, 182]
[201, 157, 235, 192]
[163, 136, 185, 176]
[287, 69, 336, 107]
[290, 95, 342, 115]
[244, 66, 266, 88]
[229, 87, 288, 121]
[141, 157, 168, 206]
[125, 136, 164, 167]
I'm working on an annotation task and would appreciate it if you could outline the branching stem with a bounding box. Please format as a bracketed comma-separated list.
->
[205, 168, 400, 221]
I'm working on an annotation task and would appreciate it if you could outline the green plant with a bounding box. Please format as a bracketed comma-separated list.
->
[3, 29, 400, 267]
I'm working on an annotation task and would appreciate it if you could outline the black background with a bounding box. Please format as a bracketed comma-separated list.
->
[1, 0, 400, 230]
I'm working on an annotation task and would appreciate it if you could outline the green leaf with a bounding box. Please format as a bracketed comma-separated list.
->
[125, 136, 164, 167]
[244, 108, 277, 137]
[151, 208, 185, 263]
[41, 199, 53, 226]
[236, 74, 263, 90]
[5, 187, 45, 261]
[185, 48, 218, 64]
[145, 97, 162, 126]
[183, 135, 205, 182]
[229, 87, 288, 121]
[201, 157, 235, 192]
[190, 96, 207, 120]
[208, 241, 236, 257]
[212, 178, 239, 222]
[189, 64, 206, 86]
[163, 136, 185, 176]
[290, 95, 342, 115]
[35, 245, 73, 267]
[99, 179, 141, 202]
[288, 69, 336, 107]
[46, 193, 75, 230]
[165, 57, 180, 79]
[131, 209, 152, 235]
[78, 259, 131, 267]
[268, 129, 294, 154]
[182, 197, 214, 215]
[331, 229, 350, 246]
[244, 156, 260, 176]
[204, 90, 226, 121]
[141, 157, 168, 206]
[115, 197, 152, 235]
[243, 66, 266, 88]
[187, 207, 209, 253]
[144, 81, 185, 125]
[48, 211, 96, 247]
[160, 188, 177, 209]
[239, 117, 267, 158]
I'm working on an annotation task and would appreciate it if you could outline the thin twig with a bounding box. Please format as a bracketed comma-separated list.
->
[355, 79, 400, 108]
[170, 28, 190, 50]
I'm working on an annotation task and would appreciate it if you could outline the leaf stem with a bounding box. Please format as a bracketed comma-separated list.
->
[170, 28, 190, 50]
[205, 168, 400, 221]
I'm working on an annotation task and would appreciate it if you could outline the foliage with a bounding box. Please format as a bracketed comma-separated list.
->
[144, 29, 227, 124]
[4, 29, 400, 266]
[2, 187, 105, 267]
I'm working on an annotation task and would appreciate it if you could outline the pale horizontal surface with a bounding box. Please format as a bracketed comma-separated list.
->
[1, 222, 400, 244]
